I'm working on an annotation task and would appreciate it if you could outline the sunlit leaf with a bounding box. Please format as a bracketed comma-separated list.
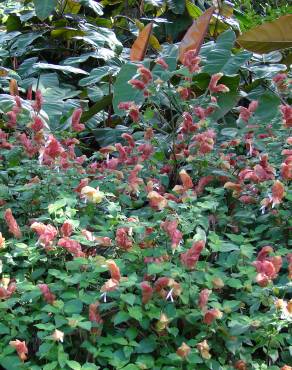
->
[33, 63, 88, 75]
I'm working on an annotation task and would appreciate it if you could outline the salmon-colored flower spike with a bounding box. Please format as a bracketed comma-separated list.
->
[280, 104, 292, 128]
[271, 180, 285, 207]
[74, 178, 89, 193]
[194, 106, 215, 120]
[9, 340, 28, 362]
[31, 115, 44, 132]
[239, 100, 258, 122]
[198, 289, 211, 311]
[106, 260, 121, 282]
[0, 281, 16, 300]
[60, 220, 73, 237]
[287, 254, 292, 280]
[118, 102, 140, 122]
[208, 73, 229, 93]
[71, 108, 85, 132]
[138, 66, 152, 84]
[31, 222, 57, 250]
[182, 49, 201, 73]
[234, 360, 247, 370]
[179, 169, 193, 190]
[32, 89, 43, 112]
[128, 164, 143, 194]
[141, 281, 153, 304]
[4, 208, 22, 238]
[19, 133, 38, 157]
[58, 238, 85, 258]
[129, 79, 146, 90]
[147, 191, 168, 211]
[115, 227, 133, 250]
[177, 86, 191, 100]
[176, 342, 191, 359]
[180, 240, 205, 269]
[197, 340, 211, 360]
[0, 232, 5, 249]
[155, 57, 168, 70]
[38, 284, 56, 304]
[161, 219, 182, 249]
[7, 110, 17, 128]
[89, 301, 103, 324]
[203, 308, 223, 324]
[121, 133, 135, 148]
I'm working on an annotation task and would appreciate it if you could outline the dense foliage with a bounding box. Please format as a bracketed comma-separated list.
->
[0, 1, 292, 369]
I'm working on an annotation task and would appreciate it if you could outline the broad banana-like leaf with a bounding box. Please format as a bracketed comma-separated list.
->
[130, 22, 153, 61]
[237, 15, 292, 54]
[178, 6, 215, 63]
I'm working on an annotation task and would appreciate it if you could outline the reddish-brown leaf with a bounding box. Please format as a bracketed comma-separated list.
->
[178, 6, 215, 63]
[130, 22, 153, 62]
[9, 79, 19, 96]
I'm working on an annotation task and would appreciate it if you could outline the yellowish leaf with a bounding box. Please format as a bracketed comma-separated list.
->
[237, 14, 292, 54]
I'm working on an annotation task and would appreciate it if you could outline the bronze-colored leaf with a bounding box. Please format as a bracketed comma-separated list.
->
[237, 15, 292, 54]
[130, 22, 153, 62]
[9, 79, 19, 96]
[178, 6, 215, 63]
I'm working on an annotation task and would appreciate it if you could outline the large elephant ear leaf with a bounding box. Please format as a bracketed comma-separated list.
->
[237, 14, 292, 54]
[178, 6, 215, 63]
[130, 23, 153, 62]
[33, 0, 58, 21]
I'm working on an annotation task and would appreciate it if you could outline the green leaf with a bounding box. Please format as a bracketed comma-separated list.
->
[136, 337, 157, 354]
[211, 91, 240, 121]
[79, 66, 111, 87]
[33, 63, 88, 75]
[67, 361, 82, 370]
[121, 365, 140, 370]
[167, 0, 185, 14]
[128, 306, 143, 321]
[77, 321, 92, 331]
[186, 0, 202, 19]
[113, 63, 145, 115]
[81, 94, 112, 123]
[202, 30, 252, 75]
[121, 293, 136, 306]
[82, 364, 100, 370]
[33, 0, 58, 21]
[0, 323, 10, 334]
[80, 0, 103, 15]
[114, 311, 130, 325]
[43, 362, 58, 370]
[58, 344, 69, 368]
[64, 299, 83, 315]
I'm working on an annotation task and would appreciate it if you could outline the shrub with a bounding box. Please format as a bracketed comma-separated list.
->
[0, 36, 291, 370]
